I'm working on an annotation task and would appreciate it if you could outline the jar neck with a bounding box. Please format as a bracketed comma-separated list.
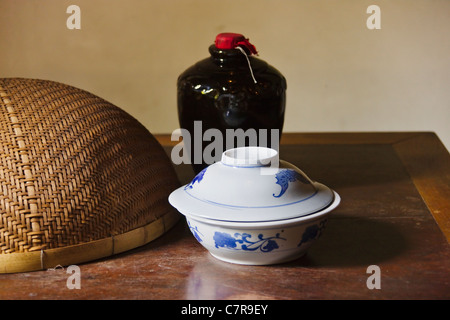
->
[208, 44, 250, 66]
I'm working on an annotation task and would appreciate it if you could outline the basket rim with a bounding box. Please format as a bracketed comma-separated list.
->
[0, 210, 180, 274]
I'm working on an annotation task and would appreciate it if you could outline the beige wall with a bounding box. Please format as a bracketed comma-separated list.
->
[1, 0, 449, 150]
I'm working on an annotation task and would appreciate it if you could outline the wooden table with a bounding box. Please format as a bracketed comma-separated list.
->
[1, 132, 449, 301]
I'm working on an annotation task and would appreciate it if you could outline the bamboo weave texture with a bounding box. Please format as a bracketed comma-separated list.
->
[0, 78, 179, 256]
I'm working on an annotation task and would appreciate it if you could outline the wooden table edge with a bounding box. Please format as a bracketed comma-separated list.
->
[154, 131, 426, 146]
[391, 132, 450, 243]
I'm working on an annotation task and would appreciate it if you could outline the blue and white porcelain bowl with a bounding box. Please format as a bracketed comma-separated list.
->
[169, 147, 340, 265]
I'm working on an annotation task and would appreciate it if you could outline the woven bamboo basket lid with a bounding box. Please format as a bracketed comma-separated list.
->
[0, 78, 180, 273]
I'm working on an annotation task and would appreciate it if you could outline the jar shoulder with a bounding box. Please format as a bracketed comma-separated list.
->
[178, 57, 286, 88]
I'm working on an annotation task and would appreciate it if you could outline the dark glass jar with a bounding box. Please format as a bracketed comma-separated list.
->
[177, 33, 287, 174]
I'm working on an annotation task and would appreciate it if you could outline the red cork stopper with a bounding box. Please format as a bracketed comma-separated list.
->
[214, 33, 258, 55]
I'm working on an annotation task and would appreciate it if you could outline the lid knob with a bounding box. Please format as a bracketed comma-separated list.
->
[221, 147, 278, 167]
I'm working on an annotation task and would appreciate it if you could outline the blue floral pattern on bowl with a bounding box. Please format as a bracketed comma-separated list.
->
[273, 169, 311, 198]
[185, 167, 207, 190]
[297, 219, 327, 247]
[213, 231, 286, 252]
[187, 220, 204, 243]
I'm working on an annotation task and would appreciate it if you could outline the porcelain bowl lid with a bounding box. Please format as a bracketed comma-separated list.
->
[169, 147, 335, 222]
